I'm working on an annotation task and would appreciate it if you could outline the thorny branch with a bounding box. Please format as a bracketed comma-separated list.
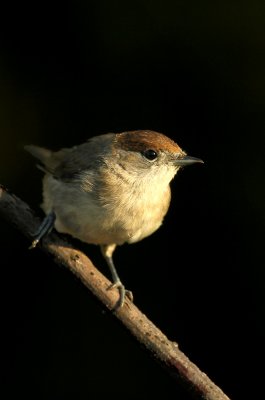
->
[0, 184, 230, 400]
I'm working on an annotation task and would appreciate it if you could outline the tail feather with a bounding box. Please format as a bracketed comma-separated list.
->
[24, 144, 52, 165]
[24, 145, 52, 165]
[25, 145, 55, 174]
[25, 144, 73, 177]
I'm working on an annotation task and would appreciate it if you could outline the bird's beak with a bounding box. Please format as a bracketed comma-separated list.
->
[175, 155, 204, 166]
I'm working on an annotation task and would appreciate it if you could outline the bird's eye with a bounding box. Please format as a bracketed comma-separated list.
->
[142, 149, 158, 161]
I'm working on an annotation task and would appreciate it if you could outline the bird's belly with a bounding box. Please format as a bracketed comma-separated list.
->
[111, 189, 171, 244]
[42, 175, 170, 246]
[55, 204, 163, 245]
[125, 209, 164, 244]
[51, 200, 129, 246]
[50, 198, 166, 246]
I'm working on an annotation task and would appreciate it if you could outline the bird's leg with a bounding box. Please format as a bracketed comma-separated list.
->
[100, 244, 133, 309]
[29, 211, 56, 249]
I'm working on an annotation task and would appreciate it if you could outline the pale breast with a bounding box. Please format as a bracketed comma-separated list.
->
[41, 171, 172, 246]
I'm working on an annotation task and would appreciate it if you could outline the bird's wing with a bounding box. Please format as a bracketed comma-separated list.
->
[25, 133, 115, 182]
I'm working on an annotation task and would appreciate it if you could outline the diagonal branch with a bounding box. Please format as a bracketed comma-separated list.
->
[0, 184, 230, 400]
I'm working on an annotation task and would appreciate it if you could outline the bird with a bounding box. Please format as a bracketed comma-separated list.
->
[25, 130, 203, 308]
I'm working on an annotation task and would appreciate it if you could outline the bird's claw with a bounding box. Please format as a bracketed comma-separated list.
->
[28, 238, 39, 249]
[108, 281, 133, 309]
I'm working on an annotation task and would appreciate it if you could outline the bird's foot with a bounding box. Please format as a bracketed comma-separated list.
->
[29, 238, 40, 249]
[29, 211, 56, 249]
[108, 281, 133, 309]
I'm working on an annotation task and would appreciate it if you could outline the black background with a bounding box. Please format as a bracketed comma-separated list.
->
[0, 1, 264, 399]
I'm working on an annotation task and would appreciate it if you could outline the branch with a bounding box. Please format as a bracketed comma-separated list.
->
[0, 184, 230, 400]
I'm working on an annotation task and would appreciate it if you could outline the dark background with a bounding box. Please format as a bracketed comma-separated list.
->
[0, 1, 264, 399]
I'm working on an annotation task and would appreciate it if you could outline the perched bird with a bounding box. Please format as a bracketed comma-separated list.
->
[25, 130, 203, 308]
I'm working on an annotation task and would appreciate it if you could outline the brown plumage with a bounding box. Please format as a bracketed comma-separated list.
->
[26, 130, 203, 308]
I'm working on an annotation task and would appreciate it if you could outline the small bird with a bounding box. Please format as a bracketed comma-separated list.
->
[25, 130, 203, 308]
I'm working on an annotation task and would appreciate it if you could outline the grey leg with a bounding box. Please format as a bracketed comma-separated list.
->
[29, 211, 56, 249]
[101, 244, 133, 309]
